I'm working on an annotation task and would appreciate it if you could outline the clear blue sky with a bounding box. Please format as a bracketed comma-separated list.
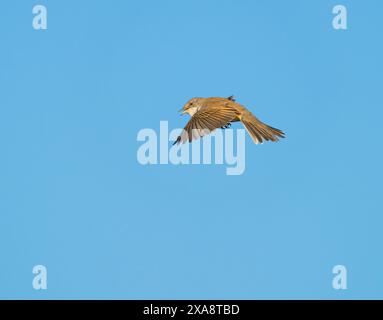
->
[1, 0, 382, 299]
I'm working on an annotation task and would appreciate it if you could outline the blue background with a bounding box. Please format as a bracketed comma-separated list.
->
[1, 0, 382, 299]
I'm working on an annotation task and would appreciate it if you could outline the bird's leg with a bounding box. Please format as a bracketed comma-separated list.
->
[221, 123, 232, 129]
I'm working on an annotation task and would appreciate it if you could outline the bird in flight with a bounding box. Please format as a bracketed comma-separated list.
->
[174, 96, 285, 145]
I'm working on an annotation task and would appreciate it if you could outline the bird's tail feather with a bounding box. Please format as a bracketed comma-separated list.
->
[241, 113, 285, 144]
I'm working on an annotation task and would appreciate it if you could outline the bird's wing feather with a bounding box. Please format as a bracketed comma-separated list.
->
[175, 106, 237, 144]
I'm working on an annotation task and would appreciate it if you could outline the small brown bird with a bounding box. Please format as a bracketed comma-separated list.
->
[174, 96, 285, 144]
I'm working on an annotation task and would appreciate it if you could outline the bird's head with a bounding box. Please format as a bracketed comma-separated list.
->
[178, 98, 201, 116]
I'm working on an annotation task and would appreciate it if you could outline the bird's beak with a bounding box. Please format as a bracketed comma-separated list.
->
[178, 108, 186, 116]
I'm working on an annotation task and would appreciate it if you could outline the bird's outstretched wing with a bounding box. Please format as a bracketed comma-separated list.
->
[174, 106, 237, 144]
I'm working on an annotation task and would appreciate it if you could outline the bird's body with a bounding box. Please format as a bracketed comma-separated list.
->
[174, 96, 285, 145]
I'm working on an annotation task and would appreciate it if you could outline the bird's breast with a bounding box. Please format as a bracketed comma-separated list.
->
[187, 106, 201, 116]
